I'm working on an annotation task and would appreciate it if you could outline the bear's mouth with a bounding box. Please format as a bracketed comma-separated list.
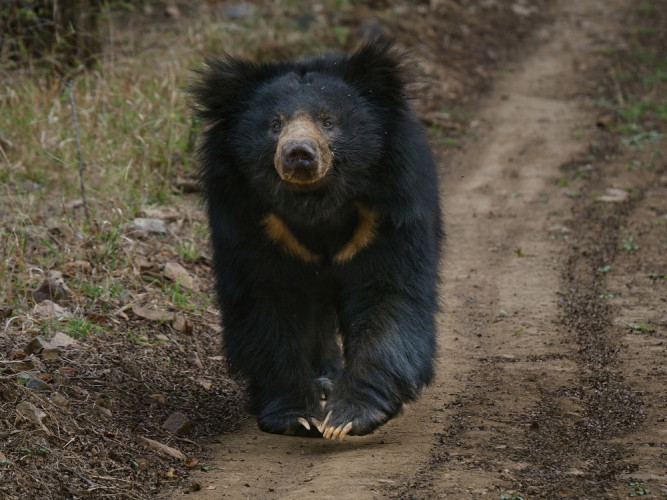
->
[282, 176, 327, 192]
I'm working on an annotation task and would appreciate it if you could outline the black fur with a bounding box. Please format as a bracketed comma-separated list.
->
[190, 40, 443, 436]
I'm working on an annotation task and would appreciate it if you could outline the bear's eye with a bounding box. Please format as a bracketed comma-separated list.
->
[323, 120, 333, 129]
[272, 121, 282, 132]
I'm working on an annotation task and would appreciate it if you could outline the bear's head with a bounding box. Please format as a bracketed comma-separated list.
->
[190, 40, 411, 224]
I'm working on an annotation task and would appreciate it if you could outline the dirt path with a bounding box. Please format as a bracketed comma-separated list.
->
[183, 0, 665, 498]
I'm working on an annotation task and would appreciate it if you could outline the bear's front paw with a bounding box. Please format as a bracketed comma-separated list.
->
[257, 411, 324, 437]
[314, 400, 391, 441]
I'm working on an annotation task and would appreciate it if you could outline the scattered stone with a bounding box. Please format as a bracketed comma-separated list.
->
[547, 224, 571, 233]
[16, 401, 50, 433]
[33, 300, 70, 319]
[196, 378, 212, 390]
[172, 315, 193, 335]
[149, 394, 167, 404]
[224, 2, 253, 19]
[8, 349, 26, 360]
[26, 338, 61, 359]
[19, 373, 49, 391]
[33, 271, 70, 304]
[49, 332, 77, 348]
[187, 351, 203, 369]
[596, 113, 615, 129]
[596, 187, 628, 203]
[137, 436, 185, 460]
[132, 305, 174, 323]
[165, 4, 180, 18]
[50, 393, 69, 408]
[127, 218, 167, 235]
[0, 359, 35, 373]
[96, 404, 112, 418]
[0, 305, 12, 319]
[163, 262, 198, 290]
[59, 366, 77, 377]
[162, 411, 192, 436]
[135, 458, 150, 470]
[26, 338, 53, 355]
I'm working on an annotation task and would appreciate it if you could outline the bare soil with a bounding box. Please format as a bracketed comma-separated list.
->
[180, 0, 666, 498]
[1, 0, 665, 499]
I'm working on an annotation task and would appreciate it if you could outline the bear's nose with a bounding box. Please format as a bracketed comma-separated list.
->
[281, 139, 318, 172]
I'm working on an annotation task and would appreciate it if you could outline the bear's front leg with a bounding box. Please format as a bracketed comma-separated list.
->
[318, 291, 438, 440]
[222, 294, 331, 437]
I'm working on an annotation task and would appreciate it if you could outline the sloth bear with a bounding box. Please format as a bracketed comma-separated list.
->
[190, 40, 443, 440]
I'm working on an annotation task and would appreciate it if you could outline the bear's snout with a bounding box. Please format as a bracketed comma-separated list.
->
[274, 116, 332, 186]
[281, 139, 319, 174]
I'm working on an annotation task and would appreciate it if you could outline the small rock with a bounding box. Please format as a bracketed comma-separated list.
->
[150, 394, 167, 404]
[50, 393, 69, 408]
[16, 401, 49, 433]
[172, 315, 193, 335]
[596, 187, 628, 203]
[187, 351, 203, 369]
[33, 300, 70, 319]
[26, 338, 53, 355]
[0, 359, 35, 373]
[23, 376, 49, 391]
[127, 218, 167, 235]
[135, 458, 150, 470]
[547, 224, 571, 233]
[132, 305, 174, 323]
[0, 305, 12, 319]
[162, 411, 192, 436]
[165, 4, 180, 18]
[196, 378, 212, 390]
[7, 349, 26, 360]
[163, 262, 198, 290]
[50, 332, 77, 348]
[224, 2, 253, 19]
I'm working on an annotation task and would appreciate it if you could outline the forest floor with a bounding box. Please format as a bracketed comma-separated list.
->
[0, 0, 665, 499]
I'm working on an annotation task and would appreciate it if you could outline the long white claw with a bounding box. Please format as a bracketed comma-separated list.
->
[331, 424, 344, 440]
[338, 422, 354, 441]
[320, 410, 332, 433]
[310, 417, 322, 433]
[323, 425, 334, 439]
[297, 417, 310, 431]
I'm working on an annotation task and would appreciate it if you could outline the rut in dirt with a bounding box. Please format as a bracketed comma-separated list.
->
[392, 0, 664, 498]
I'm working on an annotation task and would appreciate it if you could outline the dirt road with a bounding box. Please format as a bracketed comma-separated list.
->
[186, 0, 665, 497]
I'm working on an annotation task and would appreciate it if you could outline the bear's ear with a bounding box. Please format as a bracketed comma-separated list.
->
[343, 39, 409, 106]
[188, 56, 279, 126]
